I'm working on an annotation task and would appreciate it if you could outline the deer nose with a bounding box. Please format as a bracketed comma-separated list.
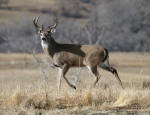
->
[42, 38, 46, 41]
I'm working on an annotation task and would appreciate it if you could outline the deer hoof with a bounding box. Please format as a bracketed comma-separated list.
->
[71, 85, 76, 90]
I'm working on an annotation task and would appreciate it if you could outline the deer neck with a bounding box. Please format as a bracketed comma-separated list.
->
[41, 37, 58, 58]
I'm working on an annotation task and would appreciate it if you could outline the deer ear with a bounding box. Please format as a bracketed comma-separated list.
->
[38, 30, 42, 34]
[51, 28, 56, 33]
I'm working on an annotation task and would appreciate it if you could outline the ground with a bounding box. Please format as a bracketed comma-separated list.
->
[0, 53, 150, 114]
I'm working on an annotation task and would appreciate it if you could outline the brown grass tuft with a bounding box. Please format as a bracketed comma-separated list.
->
[5, 90, 25, 108]
[24, 94, 54, 110]
[143, 80, 150, 89]
[82, 91, 92, 106]
[0, 53, 150, 113]
[113, 89, 150, 109]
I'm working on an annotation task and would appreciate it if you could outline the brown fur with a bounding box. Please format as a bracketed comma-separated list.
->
[46, 39, 106, 67]
[33, 17, 123, 90]
[42, 37, 123, 90]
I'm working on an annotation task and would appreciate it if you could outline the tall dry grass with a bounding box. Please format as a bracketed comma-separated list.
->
[1, 83, 150, 111]
[0, 53, 150, 113]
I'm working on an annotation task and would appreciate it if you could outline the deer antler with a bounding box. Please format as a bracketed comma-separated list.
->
[33, 16, 43, 31]
[48, 16, 58, 30]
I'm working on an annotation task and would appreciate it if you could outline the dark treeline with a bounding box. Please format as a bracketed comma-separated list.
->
[0, 0, 150, 53]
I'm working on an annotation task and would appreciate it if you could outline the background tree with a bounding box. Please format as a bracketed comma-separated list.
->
[0, 0, 9, 7]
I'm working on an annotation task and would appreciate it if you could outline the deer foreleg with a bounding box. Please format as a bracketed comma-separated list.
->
[62, 64, 76, 90]
[58, 68, 63, 91]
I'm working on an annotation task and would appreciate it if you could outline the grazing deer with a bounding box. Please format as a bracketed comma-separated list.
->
[33, 16, 123, 90]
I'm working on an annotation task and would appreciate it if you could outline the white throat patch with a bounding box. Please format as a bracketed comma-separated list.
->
[41, 40, 48, 49]
[40, 33, 48, 49]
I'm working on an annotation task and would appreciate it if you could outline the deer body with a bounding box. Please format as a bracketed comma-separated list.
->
[33, 16, 123, 90]
[43, 38, 106, 67]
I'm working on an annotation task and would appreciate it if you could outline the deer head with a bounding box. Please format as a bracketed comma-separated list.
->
[33, 16, 58, 41]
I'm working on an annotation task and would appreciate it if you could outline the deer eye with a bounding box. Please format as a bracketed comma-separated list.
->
[46, 33, 51, 37]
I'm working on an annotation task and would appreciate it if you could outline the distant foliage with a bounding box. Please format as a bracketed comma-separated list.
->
[87, 0, 150, 51]
[0, 0, 150, 53]
[0, 0, 9, 7]
[58, 0, 88, 18]
[0, 37, 5, 44]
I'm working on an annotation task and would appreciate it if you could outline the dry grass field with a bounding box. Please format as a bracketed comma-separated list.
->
[0, 0, 58, 24]
[0, 53, 150, 114]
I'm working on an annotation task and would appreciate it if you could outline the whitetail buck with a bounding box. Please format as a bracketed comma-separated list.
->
[33, 16, 123, 90]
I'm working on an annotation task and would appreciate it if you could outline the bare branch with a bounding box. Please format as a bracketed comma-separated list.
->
[32, 51, 48, 85]
[96, 26, 105, 45]
[84, 25, 92, 44]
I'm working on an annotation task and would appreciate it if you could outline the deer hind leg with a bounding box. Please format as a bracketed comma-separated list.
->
[61, 64, 76, 90]
[101, 59, 124, 89]
[87, 65, 101, 86]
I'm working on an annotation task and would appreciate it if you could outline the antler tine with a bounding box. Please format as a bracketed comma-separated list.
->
[54, 16, 58, 27]
[49, 16, 58, 29]
[33, 16, 42, 30]
[36, 16, 40, 24]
